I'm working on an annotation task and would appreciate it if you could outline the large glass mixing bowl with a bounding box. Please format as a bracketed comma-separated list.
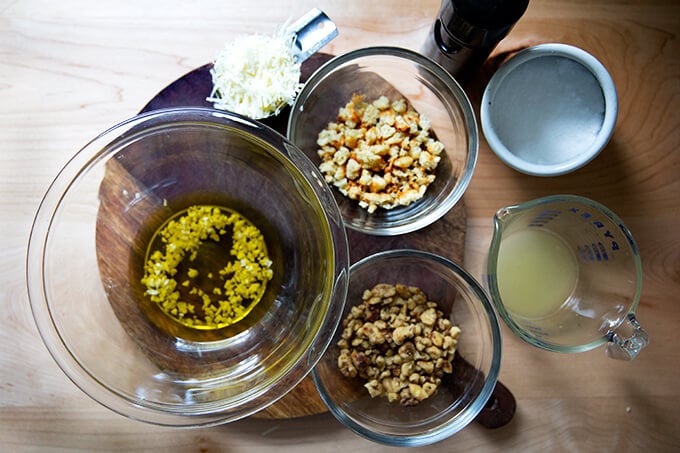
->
[27, 107, 349, 426]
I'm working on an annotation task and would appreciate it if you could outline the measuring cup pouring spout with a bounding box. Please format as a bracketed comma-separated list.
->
[486, 194, 648, 360]
[490, 204, 524, 247]
[493, 205, 518, 227]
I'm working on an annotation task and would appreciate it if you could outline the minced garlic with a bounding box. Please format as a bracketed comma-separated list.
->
[207, 31, 303, 119]
[141, 205, 273, 330]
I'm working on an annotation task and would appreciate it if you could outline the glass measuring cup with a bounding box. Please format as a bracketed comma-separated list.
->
[486, 195, 648, 360]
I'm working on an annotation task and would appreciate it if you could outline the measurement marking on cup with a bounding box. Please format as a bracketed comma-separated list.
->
[567, 206, 621, 257]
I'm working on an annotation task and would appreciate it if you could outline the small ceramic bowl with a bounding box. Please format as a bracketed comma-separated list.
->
[312, 250, 502, 446]
[481, 43, 618, 176]
[288, 47, 478, 236]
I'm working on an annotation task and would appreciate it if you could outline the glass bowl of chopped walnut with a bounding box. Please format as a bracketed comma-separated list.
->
[27, 107, 349, 427]
[287, 47, 478, 236]
[311, 249, 502, 446]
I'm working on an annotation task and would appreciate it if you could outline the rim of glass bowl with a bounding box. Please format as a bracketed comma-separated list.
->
[312, 249, 502, 446]
[287, 46, 479, 236]
[26, 107, 350, 426]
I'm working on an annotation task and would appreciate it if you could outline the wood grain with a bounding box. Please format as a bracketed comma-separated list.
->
[3, 0, 679, 451]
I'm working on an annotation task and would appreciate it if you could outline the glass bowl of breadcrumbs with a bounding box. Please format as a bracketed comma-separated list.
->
[312, 249, 502, 446]
[27, 107, 349, 427]
[287, 47, 478, 236]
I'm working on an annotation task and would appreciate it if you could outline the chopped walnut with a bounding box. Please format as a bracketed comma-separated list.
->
[337, 283, 461, 406]
[317, 94, 449, 213]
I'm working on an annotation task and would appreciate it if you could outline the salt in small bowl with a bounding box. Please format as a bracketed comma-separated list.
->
[481, 43, 618, 176]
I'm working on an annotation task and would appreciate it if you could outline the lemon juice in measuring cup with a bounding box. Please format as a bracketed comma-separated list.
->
[486, 195, 648, 360]
[496, 228, 578, 319]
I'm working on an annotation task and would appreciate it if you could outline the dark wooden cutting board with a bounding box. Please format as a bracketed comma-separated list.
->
[103, 52, 511, 425]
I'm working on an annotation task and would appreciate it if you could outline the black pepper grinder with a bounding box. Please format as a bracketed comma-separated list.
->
[423, 0, 529, 84]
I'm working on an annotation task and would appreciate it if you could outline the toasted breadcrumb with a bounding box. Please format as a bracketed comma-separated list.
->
[316, 94, 446, 213]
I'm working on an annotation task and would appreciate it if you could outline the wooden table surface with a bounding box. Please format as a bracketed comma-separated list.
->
[1, 0, 678, 451]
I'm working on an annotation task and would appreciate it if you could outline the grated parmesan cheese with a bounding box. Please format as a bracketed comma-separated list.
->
[207, 32, 303, 120]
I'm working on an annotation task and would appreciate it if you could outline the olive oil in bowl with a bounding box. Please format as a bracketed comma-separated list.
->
[131, 193, 281, 343]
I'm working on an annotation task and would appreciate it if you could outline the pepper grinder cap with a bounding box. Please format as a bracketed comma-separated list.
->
[439, 0, 529, 48]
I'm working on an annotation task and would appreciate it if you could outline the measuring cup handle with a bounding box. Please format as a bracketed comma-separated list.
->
[605, 313, 649, 360]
